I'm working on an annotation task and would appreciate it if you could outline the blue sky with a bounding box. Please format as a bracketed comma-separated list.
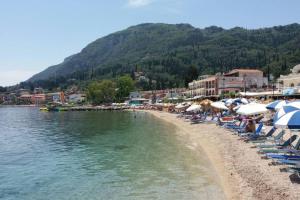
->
[0, 0, 299, 86]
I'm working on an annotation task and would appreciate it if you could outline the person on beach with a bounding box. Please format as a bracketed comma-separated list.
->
[245, 120, 256, 133]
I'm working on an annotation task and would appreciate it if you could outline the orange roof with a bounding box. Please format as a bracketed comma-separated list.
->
[199, 76, 217, 81]
[228, 69, 262, 73]
[225, 69, 263, 76]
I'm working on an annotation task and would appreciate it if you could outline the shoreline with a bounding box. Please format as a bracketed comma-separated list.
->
[143, 110, 300, 200]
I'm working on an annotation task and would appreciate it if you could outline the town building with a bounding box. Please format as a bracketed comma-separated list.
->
[218, 69, 268, 95]
[129, 91, 142, 99]
[68, 93, 86, 103]
[16, 89, 31, 97]
[45, 92, 65, 103]
[186, 75, 218, 97]
[186, 68, 268, 98]
[277, 64, 300, 95]
[34, 87, 44, 94]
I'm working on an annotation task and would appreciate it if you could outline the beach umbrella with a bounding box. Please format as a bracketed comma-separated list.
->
[273, 106, 299, 122]
[211, 101, 229, 110]
[275, 110, 300, 129]
[175, 103, 184, 109]
[240, 98, 249, 104]
[225, 98, 234, 105]
[186, 104, 201, 112]
[199, 99, 213, 106]
[236, 103, 268, 115]
[175, 103, 189, 109]
[233, 104, 241, 111]
[286, 101, 300, 108]
[266, 100, 288, 111]
[273, 103, 300, 122]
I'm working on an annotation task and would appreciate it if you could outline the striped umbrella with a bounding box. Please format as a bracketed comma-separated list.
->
[286, 101, 300, 108]
[274, 106, 299, 122]
[273, 101, 300, 122]
[275, 110, 300, 129]
[266, 100, 288, 111]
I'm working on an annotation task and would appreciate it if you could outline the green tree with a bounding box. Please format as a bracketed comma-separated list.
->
[0, 86, 6, 93]
[87, 80, 116, 105]
[184, 65, 199, 86]
[116, 75, 134, 102]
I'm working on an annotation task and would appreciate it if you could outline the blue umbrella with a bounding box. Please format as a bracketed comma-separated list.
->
[273, 105, 300, 122]
[234, 98, 249, 104]
[275, 110, 300, 129]
[266, 100, 288, 111]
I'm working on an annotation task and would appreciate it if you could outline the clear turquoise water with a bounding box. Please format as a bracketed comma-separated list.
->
[0, 107, 225, 200]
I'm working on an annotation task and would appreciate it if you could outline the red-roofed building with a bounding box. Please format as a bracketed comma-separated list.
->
[187, 68, 268, 98]
[218, 69, 268, 95]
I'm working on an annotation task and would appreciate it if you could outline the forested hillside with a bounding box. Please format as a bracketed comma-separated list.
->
[26, 23, 300, 90]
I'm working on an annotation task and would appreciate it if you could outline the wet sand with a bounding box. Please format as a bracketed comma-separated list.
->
[145, 110, 300, 200]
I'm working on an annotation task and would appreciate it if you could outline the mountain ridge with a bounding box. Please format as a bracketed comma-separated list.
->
[27, 22, 300, 90]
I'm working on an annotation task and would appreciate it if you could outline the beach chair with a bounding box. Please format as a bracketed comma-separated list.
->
[260, 136, 300, 154]
[223, 120, 245, 129]
[267, 154, 300, 160]
[245, 127, 277, 142]
[265, 139, 300, 159]
[258, 135, 297, 151]
[238, 122, 263, 137]
[252, 130, 285, 145]
[190, 114, 207, 124]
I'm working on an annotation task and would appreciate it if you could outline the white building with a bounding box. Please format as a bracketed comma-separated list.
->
[278, 64, 300, 95]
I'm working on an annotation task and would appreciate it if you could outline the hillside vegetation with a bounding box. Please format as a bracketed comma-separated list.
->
[26, 23, 300, 90]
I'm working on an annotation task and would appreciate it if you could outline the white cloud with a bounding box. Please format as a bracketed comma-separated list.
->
[0, 69, 38, 86]
[127, 0, 153, 8]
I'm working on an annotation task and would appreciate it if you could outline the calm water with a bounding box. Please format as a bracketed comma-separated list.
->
[0, 107, 225, 200]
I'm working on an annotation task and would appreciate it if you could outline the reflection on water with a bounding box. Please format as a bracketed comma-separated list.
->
[0, 107, 225, 200]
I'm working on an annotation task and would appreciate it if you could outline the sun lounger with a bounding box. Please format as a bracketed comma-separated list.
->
[258, 135, 298, 152]
[252, 130, 285, 145]
[267, 154, 300, 160]
[260, 138, 299, 154]
[238, 122, 263, 137]
[245, 127, 277, 142]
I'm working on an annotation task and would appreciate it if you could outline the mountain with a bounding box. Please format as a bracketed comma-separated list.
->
[27, 23, 300, 90]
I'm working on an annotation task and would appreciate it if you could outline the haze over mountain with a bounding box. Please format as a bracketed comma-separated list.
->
[27, 23, 300, 90]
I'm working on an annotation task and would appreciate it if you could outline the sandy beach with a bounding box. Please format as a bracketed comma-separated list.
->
[144, 110, 300, 200]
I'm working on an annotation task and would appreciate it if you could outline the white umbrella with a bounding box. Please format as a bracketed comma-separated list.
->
[240, 98, 249, 104]
[225, 98, 234, 105]
[186, 104, 201, 112]
[236, 103, 268, 115]
[211, 101, 228, 110]
[175, 103, 188, 109]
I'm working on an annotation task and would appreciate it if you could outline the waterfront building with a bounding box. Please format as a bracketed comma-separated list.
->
[187, 75, 218, 97]
[32, 94, 46, 105]
[129, 91, 142, 99]
[68, 93, 86, 103]
[34, 87, 44, 94]
[218, 69, 268, 96]
[277, 64, 300, 95]
[16, 89, 31, 97]
[19, 94, 33, 104]
[45, 92, 65, 103]
[186, 68, 268, 98]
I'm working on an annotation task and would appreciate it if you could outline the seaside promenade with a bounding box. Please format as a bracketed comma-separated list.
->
[144, 110, 300, 200]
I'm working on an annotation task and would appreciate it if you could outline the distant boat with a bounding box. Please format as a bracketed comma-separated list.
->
[39, 107, 49, 112]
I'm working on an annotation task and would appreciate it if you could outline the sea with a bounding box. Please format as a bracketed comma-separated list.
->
[0, 107, 225, 200]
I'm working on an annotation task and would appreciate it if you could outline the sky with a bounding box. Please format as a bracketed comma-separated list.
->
[0, 0, 299, 86]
